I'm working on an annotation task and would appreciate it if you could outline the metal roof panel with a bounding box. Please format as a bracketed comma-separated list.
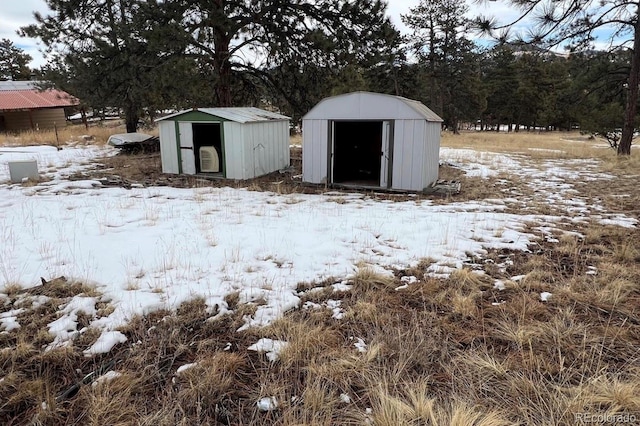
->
[156, 107, 290, 123]
[0, 81, 78, 110]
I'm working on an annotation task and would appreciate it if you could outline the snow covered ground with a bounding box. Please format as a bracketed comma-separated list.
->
[0, 143, 636, 353]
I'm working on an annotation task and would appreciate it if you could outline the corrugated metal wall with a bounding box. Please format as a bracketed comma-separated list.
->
[392, 119, 426, 191]
[159, 115, 289, 180]
[238, 121, 290, 180]
[302, 119, 329, 184]
[2, 108, 67, 131]
[423, 122, 441, 188]
[159, 121, 179, 174]
[223, 122, 245, 179]
[213, 120, 291, 180]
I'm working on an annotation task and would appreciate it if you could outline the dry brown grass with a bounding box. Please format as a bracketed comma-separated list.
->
[441, 130, 613, 160]
[3, 130, 640, 424]
[0, 122, 135, 147]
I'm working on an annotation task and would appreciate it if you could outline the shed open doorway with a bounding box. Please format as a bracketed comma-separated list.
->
[193, 123, 223, 175]
[331, 120, 391, 187]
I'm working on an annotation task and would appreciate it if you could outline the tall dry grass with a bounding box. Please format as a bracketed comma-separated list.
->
[442, 130, 615, 160]
[0, 121, 157, 147]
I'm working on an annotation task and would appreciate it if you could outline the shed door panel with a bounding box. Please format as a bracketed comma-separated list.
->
[179, 122, 196, 175]
[380, 121, 391, 188]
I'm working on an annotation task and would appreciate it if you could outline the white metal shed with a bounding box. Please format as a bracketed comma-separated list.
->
[302, 92, 443, 191]
[156, 107, 290, 180]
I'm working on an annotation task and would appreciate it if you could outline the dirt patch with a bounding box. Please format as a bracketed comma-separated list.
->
[74, 146, 477, 203]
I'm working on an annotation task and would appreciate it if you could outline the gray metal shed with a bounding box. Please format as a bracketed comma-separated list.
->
[302, 92, 443, 191]
[156, 107, 290, 180]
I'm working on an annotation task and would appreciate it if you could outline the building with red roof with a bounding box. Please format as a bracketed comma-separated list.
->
[0, 81, 79, 132]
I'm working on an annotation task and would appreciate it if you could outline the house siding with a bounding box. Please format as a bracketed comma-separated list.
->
[2, 108, 67, 131]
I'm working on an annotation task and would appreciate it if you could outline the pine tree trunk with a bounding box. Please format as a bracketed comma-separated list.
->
[125, 104, 138, 133]
[214, 51, 233, 107]
[619, 5, 640, 156]
[208, 0, 233, 107]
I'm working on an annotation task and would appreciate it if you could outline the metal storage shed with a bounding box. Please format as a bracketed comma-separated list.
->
[302, 92, 443, 192]
[156, 107, 290, 180]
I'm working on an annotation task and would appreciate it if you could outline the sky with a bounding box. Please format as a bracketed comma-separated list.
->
[3, 0, 517, 69]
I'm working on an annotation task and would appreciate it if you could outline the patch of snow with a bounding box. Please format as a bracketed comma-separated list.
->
[302, 301, 322, 310]
[1, 143, 635, 346]
[527, 148, 565, 154]
[257, 397, 278, 412]
[176, 363, 198, 375]
[400, 275, 418, 284]
[340, 393, 352, 403]
[511, 275, 526, 282]
[493, 280, 506, 291]
[0, 308, 24, 331]
[540, 292, 552, 302]
[353, 337, 367, 353]
[83, 330, 127, 356]
[326, 299, 344, 319]
[248, 338, 289, 362]
[47, 296, 98, 350]
[91, 370, 122, 387]
[332, 282, 352, 292]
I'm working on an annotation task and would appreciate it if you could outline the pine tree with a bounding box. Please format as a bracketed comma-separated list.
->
[476, 0, 640, 155]
[0, 39, 32, 81]
[402, 0, 485, 133]
[177, 0, 396, 106]
[21, 0, 201, 132]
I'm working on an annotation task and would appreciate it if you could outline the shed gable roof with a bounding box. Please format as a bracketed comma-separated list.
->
[0, 81, 78, 111]
[303, 91, 443, 122]
[156, 107, 289, 123]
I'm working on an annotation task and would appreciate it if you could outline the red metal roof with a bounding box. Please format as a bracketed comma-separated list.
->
[0, 89, 79, 111]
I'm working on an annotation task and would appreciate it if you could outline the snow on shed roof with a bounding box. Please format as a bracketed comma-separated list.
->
[0, 80, 78, 111]
[303, 91, 443, 122]
[156, 107, 290, 123]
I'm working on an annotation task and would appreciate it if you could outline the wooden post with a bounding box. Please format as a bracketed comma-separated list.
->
[54, 122, 60, 150]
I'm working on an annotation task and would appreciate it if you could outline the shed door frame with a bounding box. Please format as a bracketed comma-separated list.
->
[177, 120, 226, 177]
[328, 119, 394, 188]
[178, 122, 195, 174]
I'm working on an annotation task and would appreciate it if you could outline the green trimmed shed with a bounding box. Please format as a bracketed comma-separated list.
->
[156, 107, 290, 179]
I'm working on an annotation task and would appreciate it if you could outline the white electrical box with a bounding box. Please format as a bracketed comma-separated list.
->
[8, 160, 39, 183]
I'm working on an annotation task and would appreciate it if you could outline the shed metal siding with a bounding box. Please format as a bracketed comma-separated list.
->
[302, 119, 329, 184]
[423, 122, 441, 187]
[223, 122, 245, 179]
[302, 92, 442, 191]
[159, 121, 179, 173]
[157, 108, 290, 180]
[239, 121, 290, 180]
[391, 119, 427, 191]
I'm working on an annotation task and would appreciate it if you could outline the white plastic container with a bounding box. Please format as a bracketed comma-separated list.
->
[8, 160, 39, 183]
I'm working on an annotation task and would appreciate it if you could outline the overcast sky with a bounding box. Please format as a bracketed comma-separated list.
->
[3, 0, 517, 69]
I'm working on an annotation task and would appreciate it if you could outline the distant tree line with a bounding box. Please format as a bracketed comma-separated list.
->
[4, 0, 638, 154]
